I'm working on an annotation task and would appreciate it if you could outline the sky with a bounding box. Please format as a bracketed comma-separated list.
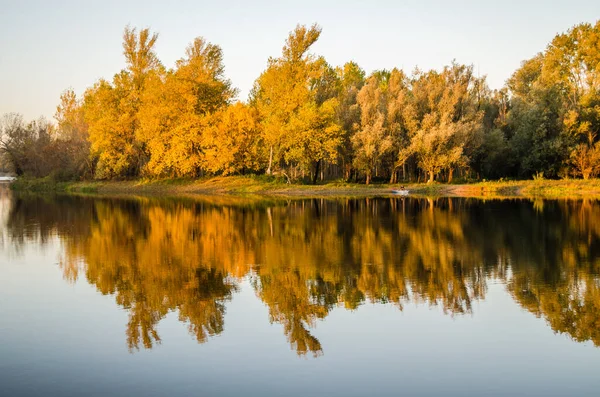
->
[1, 0, 599, 121]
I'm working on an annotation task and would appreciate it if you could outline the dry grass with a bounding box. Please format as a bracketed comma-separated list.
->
[14, 175, 600, 200]
[407, 179, 600, 199]
[66, 176, 396, 198]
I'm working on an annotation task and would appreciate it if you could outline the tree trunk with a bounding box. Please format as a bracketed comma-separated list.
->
[366, 172, 371, 185]
[428, 170, 435, 183]
[267, 208, 273, 237]
[266, 146, 273, 175]
[583, 169, 590, 180]
[312, 159, 321, 185]
[448, 168, 454, 183]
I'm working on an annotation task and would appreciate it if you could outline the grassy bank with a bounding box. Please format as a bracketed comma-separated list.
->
[408, 179, 600, 199]
[9, 176, 73, 193]
[9, 175, 600, 199]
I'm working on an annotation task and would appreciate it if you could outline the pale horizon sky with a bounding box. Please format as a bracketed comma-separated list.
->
[1, 0, 599, 121]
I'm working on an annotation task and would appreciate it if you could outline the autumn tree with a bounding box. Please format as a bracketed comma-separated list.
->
[252, 24, 342, 183]
[569, 140, 600, 179]
[0, 113, 58, 177]
[85, 27, 161, 178]
[410, 121, 469, 183]
[201, 102, 264, 175]
[335, 61, 365, 180]
[384, 68, 412, 183]
[1, 106, 90, 180]
[137, 36, 236, 177]
[404, 63, 484, 183]
[84, 74, 139, 178]
[352, 72, 393, 184]
[0, 113, 29, 175]
[54, 89, 92, 178]
[122, 26, 160, 92]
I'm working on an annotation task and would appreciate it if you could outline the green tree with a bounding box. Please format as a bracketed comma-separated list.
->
[506, 21, 600, 178]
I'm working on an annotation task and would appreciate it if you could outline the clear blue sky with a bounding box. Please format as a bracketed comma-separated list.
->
[1, 0, 599, 121]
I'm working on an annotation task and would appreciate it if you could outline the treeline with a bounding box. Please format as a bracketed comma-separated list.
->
[1, 21, 600, 183]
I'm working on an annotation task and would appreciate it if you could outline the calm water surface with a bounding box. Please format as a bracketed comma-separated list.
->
[1, 185, 600, 396]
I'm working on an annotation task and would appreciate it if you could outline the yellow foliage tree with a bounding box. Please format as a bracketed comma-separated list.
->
[84, 27, 161, 178]
[252, 24, 342, 183]
[137, 37, 236, 177]
[405, 64, 484, 182]
[201, 102, 264, 175]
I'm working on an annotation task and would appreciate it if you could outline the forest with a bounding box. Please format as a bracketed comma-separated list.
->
[1, 21, 599, 184]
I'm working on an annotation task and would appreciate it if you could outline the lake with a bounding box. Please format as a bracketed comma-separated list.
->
[1, 184, 600, 396]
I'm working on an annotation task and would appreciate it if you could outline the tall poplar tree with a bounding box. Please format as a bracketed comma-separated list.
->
[252, 24, 342, 183]
[85, 27, 161, 178]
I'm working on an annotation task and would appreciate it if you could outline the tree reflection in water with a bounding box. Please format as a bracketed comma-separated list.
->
[5, 191, 600, 356]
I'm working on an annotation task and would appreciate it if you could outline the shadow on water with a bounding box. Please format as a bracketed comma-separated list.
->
[3, 184, 600, 356]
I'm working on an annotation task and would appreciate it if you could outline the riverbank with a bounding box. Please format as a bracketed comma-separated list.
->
[10, 176, 393, 197]
[9, 175, 600, 199]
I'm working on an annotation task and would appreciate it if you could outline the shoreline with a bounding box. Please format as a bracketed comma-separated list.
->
[8, 176, 600, 200]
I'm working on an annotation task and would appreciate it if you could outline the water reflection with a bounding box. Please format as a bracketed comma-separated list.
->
[3, 188, 600, 356]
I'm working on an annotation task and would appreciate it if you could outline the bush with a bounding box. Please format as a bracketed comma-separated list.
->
[10, 176, 68, 192]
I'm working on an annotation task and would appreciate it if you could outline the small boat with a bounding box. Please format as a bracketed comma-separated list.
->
[391, 189, 409, 196]
[0, 176, 15, 182]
